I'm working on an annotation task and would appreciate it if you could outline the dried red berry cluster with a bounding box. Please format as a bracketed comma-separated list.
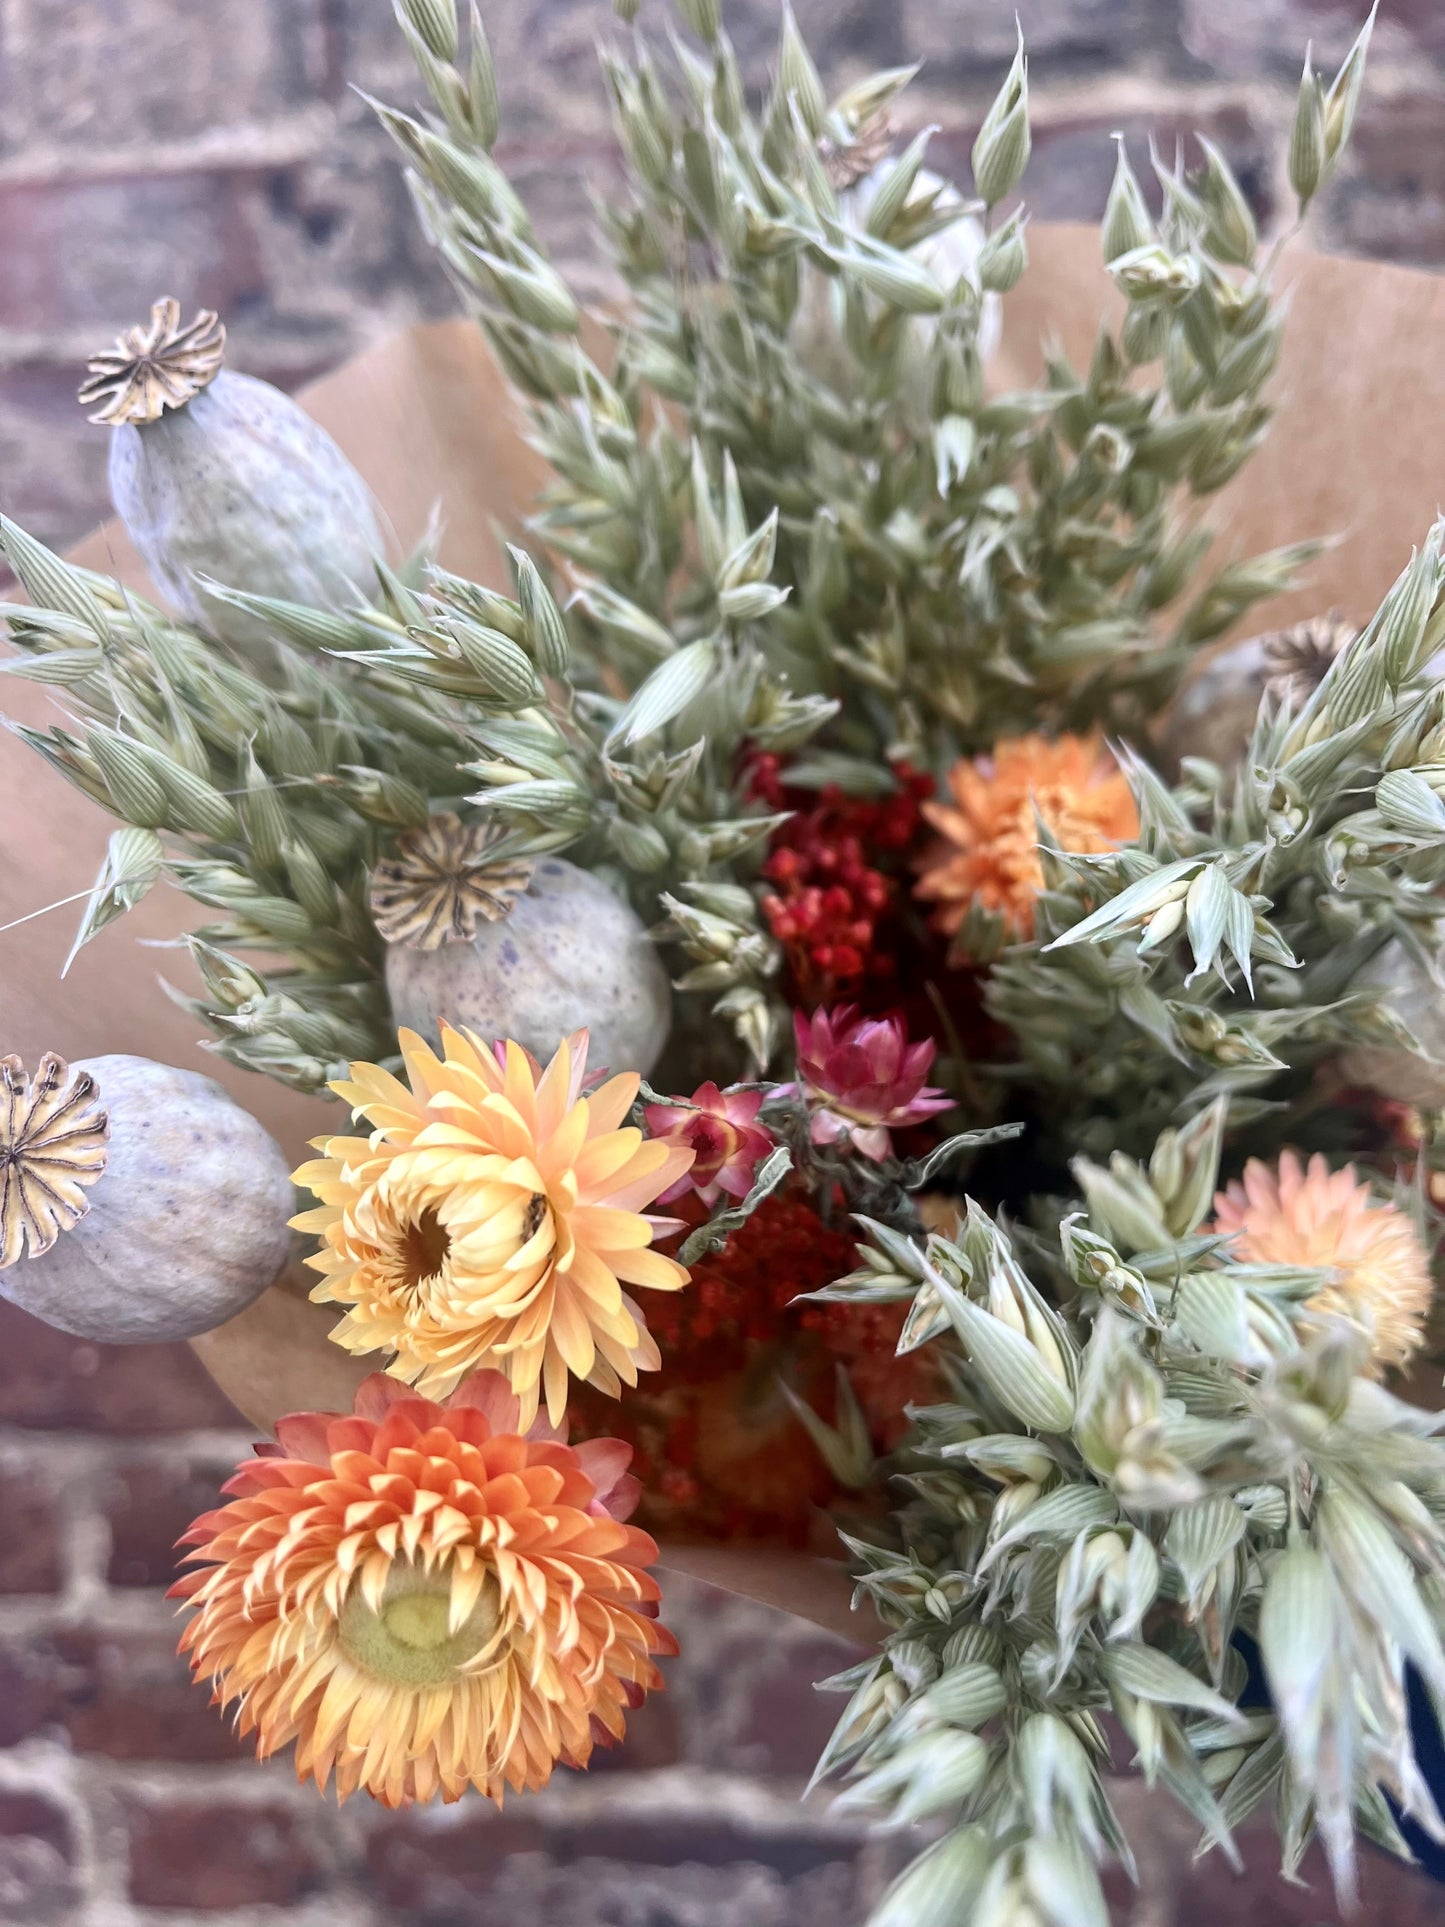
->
[748, 754, 933, 1001]
[569, 1190, 930, 1547]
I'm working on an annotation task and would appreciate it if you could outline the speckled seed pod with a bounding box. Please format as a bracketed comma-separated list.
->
[1154, 617, 1358, 777]
[0, 1056, 295, 1344]
[81, 303, 382, 653]
[108, 370, 383, 651]
[1340, 938, 1445, 1108]
[385, 857, 673, 1076]
[1154, 635, 1274, 777]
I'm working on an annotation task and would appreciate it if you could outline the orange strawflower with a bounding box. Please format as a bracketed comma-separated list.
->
[1212, 1151, 1433, 1373]
[916, 733, 1139, 941]
[292, 1026, 694, 1428]
[173, 1373, 674, 1806]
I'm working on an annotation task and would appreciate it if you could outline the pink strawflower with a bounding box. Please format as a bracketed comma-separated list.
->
[643, 1081, 774, 1207]
[1211, 1150, 1433, 1375]
[789, 1006, 953, 1162]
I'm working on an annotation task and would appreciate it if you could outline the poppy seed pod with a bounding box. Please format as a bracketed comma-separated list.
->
[80, 301, 383, 653]
[0, 1054, 294, 1344]
[376, 836, 673, 1077]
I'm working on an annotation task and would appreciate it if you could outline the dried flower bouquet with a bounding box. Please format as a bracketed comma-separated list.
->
[4, 0, 1445, 1918]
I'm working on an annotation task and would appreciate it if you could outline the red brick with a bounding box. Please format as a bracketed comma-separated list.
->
[0, 1457, 64, 1594]
[338, 0, 611, 138]
[577, 1682, 681, 1775]
[553, 1816, 857, 1879]
[1327, 94, 1445, 267]
[907, 0, 1145, 70]
[0, 1633, 68, 1749]
[56, 1622, 251, 1763]
[0, 1788, 79, 1921]
[1181, 0, 1445, 75]
[0, 1622, 249, 1761]
[927, 102, 1275, 235]
[686, 1630, 850, 1777]
[0, 1302, 243, 1434]
[365, 1808, 546, 1915]
[543, 1856, 862, 1927]
[1104, 1781, 1442, 1924]
[0, 171, 267, 335]
[715, 0, 910, 71]
[6, 0, 333, 150]
[103, 1458, 228, 1590]
[0, 361, 111, 554]
[126, 1798, 325, 1910]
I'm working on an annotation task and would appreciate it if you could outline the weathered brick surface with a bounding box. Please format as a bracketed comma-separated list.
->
[0, 1454, 64, 1594]
[0, 1302, 241, 1433]
[909, 0, 1148, 68]
[4, 3, 1445, 1924]
[0, 1788, 79, 1924]
[929, 98, 1278, 230]
[1104, 1781, 1445, 1925]
[125, 1796, 329, 1909]
[4, 0, 335, 152]
[1329, 91, 1445, 264]
[102, 1456, 230, 1588]
[687, 1626, 850, 1775]
[49, 1621, 257, 1762]
[0, 1617, 252, 1759]
[0, 171, 264, 335]
[4, 0, 1442, 552]
[1180, 0, 1445, 75]
[365, 1807, 547, 1915]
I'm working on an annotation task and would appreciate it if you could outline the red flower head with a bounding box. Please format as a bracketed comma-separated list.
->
[788, 1006, 953, 1161]
[642, 1082, 775, 1207]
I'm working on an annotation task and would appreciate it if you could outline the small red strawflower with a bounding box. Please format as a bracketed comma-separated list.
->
[643, 1081, 774, 1208]
[787, 1006, 953, 1161]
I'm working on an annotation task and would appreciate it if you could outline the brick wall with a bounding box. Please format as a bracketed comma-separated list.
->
[4, 0, 1445, 554]
[3, 1, 1445, 1923]
[4, 1292, 1443, 1927]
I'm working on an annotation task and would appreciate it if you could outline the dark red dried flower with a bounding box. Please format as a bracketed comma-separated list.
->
[568, 1189, 930, 1548]
[748, 756, 933, 1006]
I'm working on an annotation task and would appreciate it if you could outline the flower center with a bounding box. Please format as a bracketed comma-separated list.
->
[522, 1193, 548, 1242]
[338, 1561, 502, 1687]
[688, 1116, 733, 1178]
[398, 1206, 451, 1290]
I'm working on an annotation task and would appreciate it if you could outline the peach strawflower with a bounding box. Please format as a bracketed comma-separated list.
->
[293, 1026, 694, 1428]
[173, 1374, 673, 1806]
[1211, 1150, 1434, 1373]
[916, 733, 1139, 942]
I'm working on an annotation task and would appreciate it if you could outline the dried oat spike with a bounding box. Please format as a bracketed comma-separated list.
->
[0, 1054, 109, 1269]
[78, 299, 227, 427]
[369, 813, 536, 951]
